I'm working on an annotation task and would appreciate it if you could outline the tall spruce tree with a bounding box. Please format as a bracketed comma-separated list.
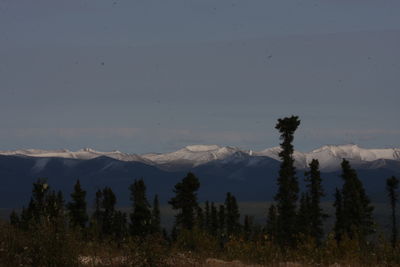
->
[338, 159, 375, 241]
[386, 176, 399, 248]
[67, 179, 88, 228]
[274, 116, 301, 246]
[11, 180, 66, 231]
[90, 187, 120, 237]
[129, 179, 152, 236]
[101, 187, 117, 236]
[30, 178, 50, 221]
[225, 192, 240, 236]
[16, 179, 66, 228]
[151, 194, 161, 234]
[304, 159, 327, 243]
[90, 189, 104, 232]
[297, 193, 311, 237]
[169, 172, 200, 231]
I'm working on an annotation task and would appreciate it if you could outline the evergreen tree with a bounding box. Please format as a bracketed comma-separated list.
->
[67, 179, 88, 228]
[274, 116, 301, 246]
[94, 189, 102, 216]
[297, 193, 311, 237]
[339, 159, 375, 241]
[225, 192, 240, 236]
[57, 190, 65, 210]
[101, 187, 117, 236]
[13, 179, 66, 230]
[19, 204, 33, 230]
[210, 202, 219, 235]
[46, 190, 65, 225]
[333, 188, 344, 242]
[243, 215, 253, 240]
[90, 187, 118, 237]
[30, 178, 50, 221]
[89, 186, 127, 239]
[90, 189, 104, 232]
[24, 178, 65, 225]
[386, 176, 399, 248]
[129, 179, 152, 236]
[218, 204, 226, 234]
[113, 210, 128, 241]
[169, 172, 200, 231]
[196, 206, 205, 230]
[152, 194, 161, 234]
[266, 204, 278, 241]
[304, 159, 327, 243]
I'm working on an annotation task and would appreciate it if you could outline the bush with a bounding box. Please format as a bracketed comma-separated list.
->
[223, 237, 281, 265]
[174, 228, 219, 257]
[124, 234, 169, 266]
[0, 221, 81, 267]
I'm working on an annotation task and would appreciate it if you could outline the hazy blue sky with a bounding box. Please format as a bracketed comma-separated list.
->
[0, 0, 399, 153]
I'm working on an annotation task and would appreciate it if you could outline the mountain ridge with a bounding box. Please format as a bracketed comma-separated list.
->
[0, 145, 399, 208]
[1, 144, 399, 172]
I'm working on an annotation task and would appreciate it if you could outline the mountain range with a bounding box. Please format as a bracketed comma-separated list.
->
[0, 144, 399, 209]
[2, 144, 400, 171]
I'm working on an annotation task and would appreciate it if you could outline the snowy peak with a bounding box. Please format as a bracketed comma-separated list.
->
[310, 144, 366, 160]
[184, 145, 221, 152]
[141, 145, 242, 167]
[308, 144, 400, 162]
[0, 148, 146, 163]
[241, 144, 400, 170]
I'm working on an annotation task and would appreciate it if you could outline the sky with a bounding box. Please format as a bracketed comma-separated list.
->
[0, 0, 399, 154]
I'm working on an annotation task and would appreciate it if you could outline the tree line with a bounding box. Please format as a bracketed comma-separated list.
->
[8, 173, 245, 245]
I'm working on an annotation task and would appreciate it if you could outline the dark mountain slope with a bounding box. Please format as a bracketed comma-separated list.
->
[0, 155, 399, 209]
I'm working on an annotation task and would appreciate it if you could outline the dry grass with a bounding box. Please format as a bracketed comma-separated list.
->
[2, 221, 400, 267]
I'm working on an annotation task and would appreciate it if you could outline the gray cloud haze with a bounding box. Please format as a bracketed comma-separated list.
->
[0, 0, 399, 153]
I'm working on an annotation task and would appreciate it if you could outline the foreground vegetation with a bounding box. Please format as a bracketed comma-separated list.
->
[1, 219, 400, 266]
[1, 116, 399, 266]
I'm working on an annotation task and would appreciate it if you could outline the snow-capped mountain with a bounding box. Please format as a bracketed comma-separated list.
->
[0, 148, 151, 164]
[0, 144, 399, 208]
[255, 144, 400, 171]
[141, 144, 400, 171]
[302, 145, 400, 171]
[0, 144, 399, 172]
[141, 145, 244, 168]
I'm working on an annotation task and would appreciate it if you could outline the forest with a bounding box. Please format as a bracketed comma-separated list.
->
[0, 116, 399, 266]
